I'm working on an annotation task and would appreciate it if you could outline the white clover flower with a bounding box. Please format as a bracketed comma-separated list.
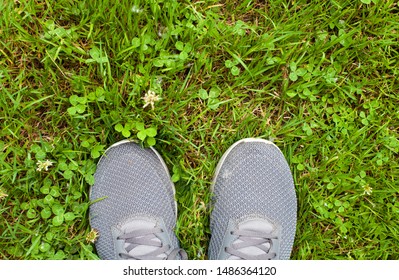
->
[36, 159, 53, 172]
[142, 90, 161, 109]
[157, 26, 168, 38]
[86, 228, 100, 243]
[362, 185, 373, 195]
[0, 189, 7, 201]
[131, 5, 142, 13]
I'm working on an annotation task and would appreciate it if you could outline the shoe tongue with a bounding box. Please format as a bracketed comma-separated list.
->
[121, 219, 167, 259]
[228, 219, 274, 260]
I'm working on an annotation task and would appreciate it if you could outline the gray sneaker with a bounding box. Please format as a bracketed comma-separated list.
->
[89, 140, 187, 260]
[208, 138, 297, 260]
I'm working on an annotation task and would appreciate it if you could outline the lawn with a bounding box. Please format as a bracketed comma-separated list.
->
[0, 0, 398, 260]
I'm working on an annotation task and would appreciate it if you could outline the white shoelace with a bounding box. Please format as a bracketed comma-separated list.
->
[117, 227, 187, 260]
[225, 229, 277, 260]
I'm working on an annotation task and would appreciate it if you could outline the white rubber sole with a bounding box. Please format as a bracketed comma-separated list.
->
[210, 138, 283, 193]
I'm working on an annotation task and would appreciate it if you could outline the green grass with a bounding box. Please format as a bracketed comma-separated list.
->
[1, 0, 399, 260]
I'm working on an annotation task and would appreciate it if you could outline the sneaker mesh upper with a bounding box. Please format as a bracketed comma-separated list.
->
[208, 140, 297, 260]
[89, 142, 179, 260]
